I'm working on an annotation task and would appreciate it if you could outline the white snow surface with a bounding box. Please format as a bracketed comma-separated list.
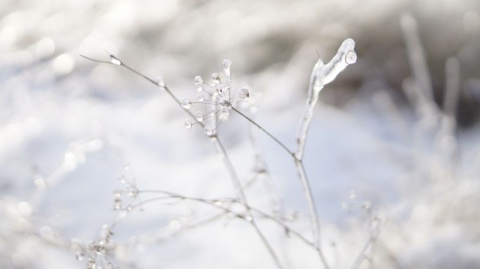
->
[1, 0, 480, 268]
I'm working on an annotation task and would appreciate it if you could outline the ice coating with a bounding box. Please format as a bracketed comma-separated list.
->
[313, 38, 356, 89]
[296, 38, 357, 160]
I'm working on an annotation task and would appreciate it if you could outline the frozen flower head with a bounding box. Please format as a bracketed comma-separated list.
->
[183, 59, 250, 136]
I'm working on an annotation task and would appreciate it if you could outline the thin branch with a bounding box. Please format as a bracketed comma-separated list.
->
[135, 190, 315, 248]
[232, 107, 294, 156]
[350, 217, 384, 269]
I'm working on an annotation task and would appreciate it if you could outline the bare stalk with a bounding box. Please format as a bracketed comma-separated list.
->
[232, 107, 294, 156]
[443, 57, 461, 118]
[134, 190, 315, 248]
[350, 216, 383, 269]
[400, 14, 439, 121]
[400, 14, 434, 101]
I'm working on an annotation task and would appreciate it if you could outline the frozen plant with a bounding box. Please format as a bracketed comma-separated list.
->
[81, 38, 357, 269]
[182, 59, 251, 136]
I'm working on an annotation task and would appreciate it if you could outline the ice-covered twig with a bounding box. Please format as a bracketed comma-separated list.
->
[293, 39, 356, 262]
[295, 38, 357, 160]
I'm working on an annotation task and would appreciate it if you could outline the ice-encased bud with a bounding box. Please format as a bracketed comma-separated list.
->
[109, 55, 121, 65]
[184, 119, 193, 129]
[204, 126, 213, 136]
[194, 75, 203, 88]
[181, 98, 191, 109]
[211, 73, 221, 83]
[223, 59, 232, 77]
[195, 111, 204, 122]
[238, 87, 250, 100]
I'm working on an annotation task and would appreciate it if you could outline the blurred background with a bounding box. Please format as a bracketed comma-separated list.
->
[1, 0, 480, 268]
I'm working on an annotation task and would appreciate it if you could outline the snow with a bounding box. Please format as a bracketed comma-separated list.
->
[1, 0, 480, 268]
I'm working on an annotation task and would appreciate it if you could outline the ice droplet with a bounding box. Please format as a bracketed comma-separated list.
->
[223, 59, 232, 69]
[221, 106, 230, 116]
[195, 111, 204, 122]
[238, 87, 250, 100]
[75, 251, 85, 261]
[113, 189, 122, 198]
[127, 188, 138, 198]
[204, 126, 213, 136]
[217, 83, 229, 93]
[194, 75, 203, 88]
[184, 119, 193, 129]
[208, 108, 217, 116]
[181, 98, 191, 109]
[109, 55, 121, 65]
[119, 175, 126, 184]
[211, 73, 221, 83]
[34, 174, 46, 189]
[154, 76, 166, 87]
[113, 198, 122, 210]
[87, 259, 96, 269]
[223, 59, 232, 76]
[100, 224, 112, 239]
[345, 50, 357, 64]
[197, 92, 206, 102]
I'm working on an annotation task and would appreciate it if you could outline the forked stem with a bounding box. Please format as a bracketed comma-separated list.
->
[232, 38, 357, 269]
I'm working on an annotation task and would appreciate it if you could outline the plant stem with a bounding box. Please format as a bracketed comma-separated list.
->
[232, 38, 357, 269]
[232, 107, 294, 156]
[232, 106, 327, 268]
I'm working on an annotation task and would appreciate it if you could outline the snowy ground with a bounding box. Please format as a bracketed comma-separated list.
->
[1, 0, 480, 268]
